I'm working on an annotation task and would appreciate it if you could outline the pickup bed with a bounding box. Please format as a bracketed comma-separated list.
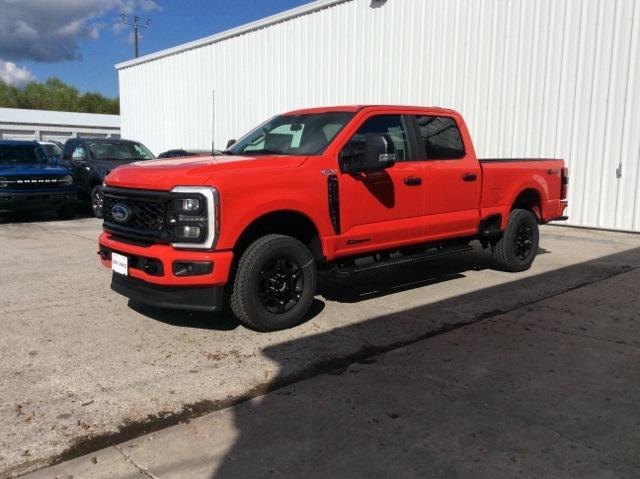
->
[99, 105, 568, 331]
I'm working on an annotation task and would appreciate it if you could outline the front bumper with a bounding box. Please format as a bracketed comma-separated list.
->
[0, 190, 77, 211]
[111, 273, 224, 311]
[99, 232, 233, 287]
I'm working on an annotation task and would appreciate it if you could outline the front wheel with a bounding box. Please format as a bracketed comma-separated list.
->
[91, 185, 104, 218]
[230, 234, 317, 332]
[492, 209, 539, 272]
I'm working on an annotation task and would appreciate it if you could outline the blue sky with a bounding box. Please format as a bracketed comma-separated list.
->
[0, 0, 311, 98]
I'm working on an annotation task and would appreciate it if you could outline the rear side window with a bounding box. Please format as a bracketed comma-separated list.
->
[415, 116, 465, 159]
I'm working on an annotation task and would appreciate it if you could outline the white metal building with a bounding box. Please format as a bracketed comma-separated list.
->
[116, 0, 640, 232]
[0, 108, 120, 143]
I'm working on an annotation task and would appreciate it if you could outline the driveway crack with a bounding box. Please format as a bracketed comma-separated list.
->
[114, 445, 160, 479]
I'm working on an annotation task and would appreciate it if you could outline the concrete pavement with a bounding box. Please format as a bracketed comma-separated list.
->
[23, 256, 640, 478]
[1, 213, 639, 477]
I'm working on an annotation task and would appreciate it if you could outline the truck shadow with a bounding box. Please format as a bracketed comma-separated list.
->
[0, 208, 94, 224]
[129, 243, 551, 330]
[205, 247, 640, 479]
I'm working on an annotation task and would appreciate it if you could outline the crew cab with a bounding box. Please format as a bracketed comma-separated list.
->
[0, 140, 76, 218]
[98, 106, 568, 331]
[60, 138, 155, 217]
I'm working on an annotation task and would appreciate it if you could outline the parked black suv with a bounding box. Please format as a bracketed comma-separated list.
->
[60, 138, 155, 217]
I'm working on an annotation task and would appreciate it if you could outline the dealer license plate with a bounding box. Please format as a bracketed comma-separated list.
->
[111, 252, 128, 276]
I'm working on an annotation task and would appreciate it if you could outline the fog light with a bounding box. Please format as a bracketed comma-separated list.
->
[175, 225, 201, 239]
[173, 261, 213, 276]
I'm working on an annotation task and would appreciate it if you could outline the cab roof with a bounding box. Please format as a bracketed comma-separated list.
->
[283, 105, 458, 116]
[0, 140, 39, 146]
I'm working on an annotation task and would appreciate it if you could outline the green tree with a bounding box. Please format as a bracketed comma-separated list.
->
[0, 77, 119, 114]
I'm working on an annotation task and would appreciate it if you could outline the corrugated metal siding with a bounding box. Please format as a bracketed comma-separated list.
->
[118, 0, 640, 231]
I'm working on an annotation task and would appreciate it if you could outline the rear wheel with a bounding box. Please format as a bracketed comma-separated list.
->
[492, 209, 539, 272]
[230, 234, 317, 332]
[91, 185, 104, 218]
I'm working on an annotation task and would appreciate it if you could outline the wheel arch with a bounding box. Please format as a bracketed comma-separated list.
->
[232, 209, 323, 261]
[511, 188, 543, 222]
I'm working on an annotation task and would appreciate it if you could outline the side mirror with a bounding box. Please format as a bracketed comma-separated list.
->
[70, 156, 87, 166]
[340, 133, 396, 174]
[226, 139, 237, 149]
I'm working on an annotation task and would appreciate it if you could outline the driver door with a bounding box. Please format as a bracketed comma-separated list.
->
[335, 114, 425, 257]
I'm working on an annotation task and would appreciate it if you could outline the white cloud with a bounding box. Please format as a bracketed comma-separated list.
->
[0, 60, 36, 86]
[0, 0, 161, 62]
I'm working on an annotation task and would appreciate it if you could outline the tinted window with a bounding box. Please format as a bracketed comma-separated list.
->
[86, 141, 154, 161]
[0, 144, 45, 164]
[415, 116, 465, 159]
[350, 115, 408, 162]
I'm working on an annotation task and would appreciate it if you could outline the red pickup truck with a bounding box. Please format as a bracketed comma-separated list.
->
[99, 105, 568, 331]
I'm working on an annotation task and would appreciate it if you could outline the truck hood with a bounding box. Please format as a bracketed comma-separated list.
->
[0, 162, 70, 176]
[105, 154, 307, 190]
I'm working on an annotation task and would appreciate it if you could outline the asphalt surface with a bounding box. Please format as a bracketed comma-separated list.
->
[1, 213, 639, 477]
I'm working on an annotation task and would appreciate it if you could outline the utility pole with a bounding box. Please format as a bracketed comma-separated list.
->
[120, 14, 151, 58]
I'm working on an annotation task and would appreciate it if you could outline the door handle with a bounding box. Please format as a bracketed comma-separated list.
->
[461, 172, 477, 182]
[403, 176, 422, 186]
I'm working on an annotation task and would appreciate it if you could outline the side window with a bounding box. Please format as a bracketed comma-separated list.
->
[72, 144, 87, 159]
[415, 116, 465, 159]
[350, 115, 408, 161]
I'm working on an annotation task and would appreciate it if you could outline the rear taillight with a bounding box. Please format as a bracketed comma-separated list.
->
[561, 167, 569, 200]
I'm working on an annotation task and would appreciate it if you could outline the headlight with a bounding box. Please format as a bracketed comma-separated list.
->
[60, 175, 73, 186]
[0, 177, 7, 188]
[169, 187, 219, 249]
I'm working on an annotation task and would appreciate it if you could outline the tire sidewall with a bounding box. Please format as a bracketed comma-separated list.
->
[504, 210, 539, 271]
[240, 237, 316, 331]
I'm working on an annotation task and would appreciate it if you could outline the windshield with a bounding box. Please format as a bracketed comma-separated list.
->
[0, 144, 46, 164]
[87, 141, 154, 161]
[41, 144, 62, 157]
[227, 112, 355, 156]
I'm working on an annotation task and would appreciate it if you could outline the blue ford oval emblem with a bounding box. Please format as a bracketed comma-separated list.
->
[111, 203, 131, 223]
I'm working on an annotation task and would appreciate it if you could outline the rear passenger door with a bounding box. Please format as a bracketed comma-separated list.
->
[409, 115, 481, 240]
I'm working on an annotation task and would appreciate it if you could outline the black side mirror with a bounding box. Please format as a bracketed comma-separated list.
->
[226, 139, 237, 149]
[340, 133, 396, 174]
[71, 157, 87, 166]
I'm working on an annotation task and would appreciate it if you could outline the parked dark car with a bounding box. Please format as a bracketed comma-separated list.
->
[60, 138, 155, 217]
[0, 140, 77, 219]
[157, 148, 221, 158]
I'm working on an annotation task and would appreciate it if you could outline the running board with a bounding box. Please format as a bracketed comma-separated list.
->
[333, 244, 473, 278]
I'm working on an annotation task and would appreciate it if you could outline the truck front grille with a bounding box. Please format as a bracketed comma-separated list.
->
[102, 188, 170, 243]
[0, 175, 69, 190]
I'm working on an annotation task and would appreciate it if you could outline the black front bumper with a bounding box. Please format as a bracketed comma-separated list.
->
[0, 191, 77, 212]
[111, 273, 224, 312]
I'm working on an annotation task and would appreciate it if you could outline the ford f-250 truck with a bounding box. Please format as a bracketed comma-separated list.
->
[98, 106, 568, 331]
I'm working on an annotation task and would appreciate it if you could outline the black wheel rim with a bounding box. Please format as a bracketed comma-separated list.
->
[93, 190, 103, 212]
[258, 255, 304, 314]
[514, 223, 534, 260]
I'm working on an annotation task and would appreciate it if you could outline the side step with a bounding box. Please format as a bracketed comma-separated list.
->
[333, 244, 473, 279]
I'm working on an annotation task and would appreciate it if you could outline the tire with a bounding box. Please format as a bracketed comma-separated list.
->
[230, 234, 317, 332]
[56, 203, 76, 220]
[91, 185, 104, 218]
[492, 209, 539, 272]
